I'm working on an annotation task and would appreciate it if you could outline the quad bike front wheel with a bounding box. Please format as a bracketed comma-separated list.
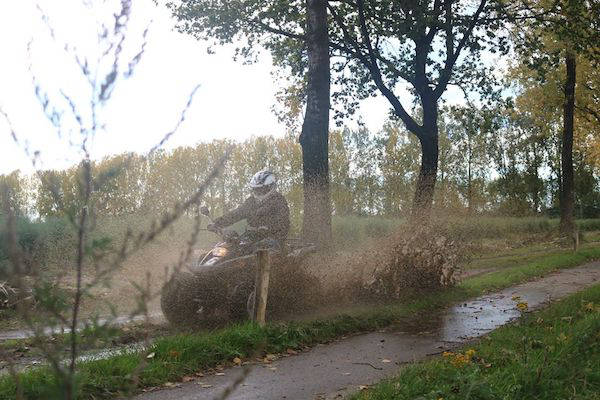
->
[161, 260, 255, 327]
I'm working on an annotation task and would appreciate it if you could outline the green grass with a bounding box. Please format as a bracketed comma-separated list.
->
[461, 247, 600, 293]
[352, 283, 600, 400]
[2, 244, 600, 399]
[331, 217, 600, 249]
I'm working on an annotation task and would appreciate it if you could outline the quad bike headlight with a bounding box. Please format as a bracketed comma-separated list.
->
[212, 247, 228, 257]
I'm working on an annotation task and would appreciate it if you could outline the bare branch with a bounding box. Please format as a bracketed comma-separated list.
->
[148, 84, 201, 155]
[434, 0, 488, 99]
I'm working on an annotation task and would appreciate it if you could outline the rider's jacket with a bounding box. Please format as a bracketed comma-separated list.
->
[212, 191, 290, 243]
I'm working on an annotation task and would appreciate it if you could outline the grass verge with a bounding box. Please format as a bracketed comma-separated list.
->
[1, 247, 600, 399]
[351, 283, 600, 400]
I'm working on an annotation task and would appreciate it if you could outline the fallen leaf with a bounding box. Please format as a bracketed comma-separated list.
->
[516, 302, 528, 311]
[195, 372, 204, 377]
[182, 376, 194, 382]
[286, 348, 298, 355]
[215, 372, 225, 376]
[233, 357, 242, 365]
[146, 352, 156, 359]
[265, 354, 277, 361]
[359, 385, 369, 390]
[381, 359, 392, 363]
[511, 295, 521, 301]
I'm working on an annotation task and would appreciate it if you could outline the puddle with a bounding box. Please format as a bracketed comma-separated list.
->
[0, 313, 164, 341]
[76, 342, 147, 363]
[1, 342, 149, 376]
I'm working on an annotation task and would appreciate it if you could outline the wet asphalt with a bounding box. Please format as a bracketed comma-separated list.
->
[134, 261, 600, 400]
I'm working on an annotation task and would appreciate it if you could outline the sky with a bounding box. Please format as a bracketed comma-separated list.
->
[0, 1, 469, 176]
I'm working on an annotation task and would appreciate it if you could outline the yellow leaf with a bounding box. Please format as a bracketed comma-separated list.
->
[233, 357, 242, 365]
[516, 302, 528, 311]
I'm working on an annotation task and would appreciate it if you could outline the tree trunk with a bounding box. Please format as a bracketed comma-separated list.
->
[467, 133, 473, 214]
[560, 52, 576, 235]
[299, 0, 331, 245]
[411, 100, 439, 221]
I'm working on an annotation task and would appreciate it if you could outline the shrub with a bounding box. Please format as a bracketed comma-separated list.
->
[0, 216, 74, 278]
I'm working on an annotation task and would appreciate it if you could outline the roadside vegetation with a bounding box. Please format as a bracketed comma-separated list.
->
[351, 283, 600, 400]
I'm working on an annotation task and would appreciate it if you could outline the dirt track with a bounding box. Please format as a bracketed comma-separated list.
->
[135, 261, 600, 400]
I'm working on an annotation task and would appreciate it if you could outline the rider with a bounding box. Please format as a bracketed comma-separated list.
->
[207, 170, 290, 248]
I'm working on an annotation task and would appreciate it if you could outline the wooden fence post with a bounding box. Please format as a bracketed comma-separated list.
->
[253, 249, 271, 326]
[573, 228, 579, 252]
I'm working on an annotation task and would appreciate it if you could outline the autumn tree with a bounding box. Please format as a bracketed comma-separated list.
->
[445, 106, 494, 213]
[512, 0, 600, 233]
[0, 171, 31, 216]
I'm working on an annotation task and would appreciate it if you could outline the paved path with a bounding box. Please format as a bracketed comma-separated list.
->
[136, 261, 600, 400]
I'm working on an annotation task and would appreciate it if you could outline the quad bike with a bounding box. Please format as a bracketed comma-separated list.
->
[160, 207, 317, 327]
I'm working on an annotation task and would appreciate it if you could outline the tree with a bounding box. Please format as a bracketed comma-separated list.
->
[325, 0, 508, 219]
[170, 0, 511, 223]
[0, 171, 30, 217]
[512, 0, 600, 233]
[299, 0, 332, 244]
[445, 106, 493, 213]
[171, 0, 332, 244]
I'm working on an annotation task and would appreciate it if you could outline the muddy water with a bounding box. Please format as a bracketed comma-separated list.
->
[135, 261, 600, 400]
[0, 313, 164, 341]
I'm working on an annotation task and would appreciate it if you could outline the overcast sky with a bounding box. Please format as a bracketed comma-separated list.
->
[0, 1, 466, 175]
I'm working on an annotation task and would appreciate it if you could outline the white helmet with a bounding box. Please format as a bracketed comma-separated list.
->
[249, 170, 276, 200]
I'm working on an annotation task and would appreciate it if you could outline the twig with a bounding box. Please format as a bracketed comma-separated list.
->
[351, 361, 383, 370]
